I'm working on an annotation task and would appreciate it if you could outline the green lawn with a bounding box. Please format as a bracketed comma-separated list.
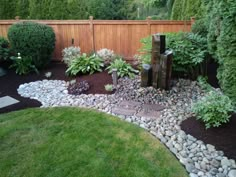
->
[0, 107, 188, 177]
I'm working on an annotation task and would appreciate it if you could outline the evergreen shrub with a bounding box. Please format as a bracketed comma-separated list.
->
[206, 0, 236, 104]
[8, 21, 55, 69]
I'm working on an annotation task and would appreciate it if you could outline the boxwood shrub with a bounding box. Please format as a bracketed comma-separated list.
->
[8, 21, 55, 69]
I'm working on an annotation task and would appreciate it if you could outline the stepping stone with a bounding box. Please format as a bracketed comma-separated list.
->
[112, 106, 136, 116]
[0, 96, 19, 108]
[0, 68, 6, 77]
[136, 110, 161, 119]
[118, 100, 141, 109]
[142, 103, 165, 111]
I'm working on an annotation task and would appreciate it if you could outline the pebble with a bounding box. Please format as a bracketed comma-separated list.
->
[228, 170, 236, 177]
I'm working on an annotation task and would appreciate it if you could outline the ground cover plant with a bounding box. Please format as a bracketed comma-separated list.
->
[0, 107, 188, 177]
[67, 80, 90, 95]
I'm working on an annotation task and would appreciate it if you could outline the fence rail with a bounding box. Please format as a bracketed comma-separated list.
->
[0, 17, 194, 61]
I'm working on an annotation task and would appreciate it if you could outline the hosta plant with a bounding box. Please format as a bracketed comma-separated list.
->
[96, 48, 115, 66]
[192, 90, 234, 129]
[66, 53, 104, 76]
[62, 46, 81, 66]
[106, 57, 138, 78]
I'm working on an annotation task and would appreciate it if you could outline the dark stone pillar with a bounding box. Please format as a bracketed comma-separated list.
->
[159, 50, 173, 90]
[151, 34, 165, 88]
[141, 64, 152, 87]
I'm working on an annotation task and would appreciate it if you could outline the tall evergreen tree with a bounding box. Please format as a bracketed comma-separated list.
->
[48, 0, 68, 19]
[16, 0, 30, 19]
[171, 0, 204, 20]
[171, 0, 184, 20]
[67, 0, 89, 19]
[0, 0, 17, 19]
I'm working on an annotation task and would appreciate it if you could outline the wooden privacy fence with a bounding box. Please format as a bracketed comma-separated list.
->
[0, 17, 194, 62]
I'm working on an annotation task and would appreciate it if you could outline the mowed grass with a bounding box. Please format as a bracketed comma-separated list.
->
[0, 107, 188, 177]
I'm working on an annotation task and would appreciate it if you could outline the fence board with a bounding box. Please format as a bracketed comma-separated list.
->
[0, 19, 192, 61]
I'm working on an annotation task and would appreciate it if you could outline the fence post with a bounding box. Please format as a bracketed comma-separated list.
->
[89, 16, 95, 52]
[190, 17, 195, 27]
[146, 16, 151, 36]
[15, 16, 20, 20]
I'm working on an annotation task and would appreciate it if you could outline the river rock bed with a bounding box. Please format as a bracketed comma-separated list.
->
[17, 76, 236, 177]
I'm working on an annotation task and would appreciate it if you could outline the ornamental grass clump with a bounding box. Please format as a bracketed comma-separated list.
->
[192, 90, 234, 129]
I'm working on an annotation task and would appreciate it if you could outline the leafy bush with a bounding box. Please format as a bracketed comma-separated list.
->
[192, 90, 234, 129]
[66, 53, 104, 76]
[10, 53, 38, 75]
[166, 32, 208, 78]
[96, 48, 115, 66]
[0, 37, 11, 61]
[62, 46, 81, 66]
[106, 57, 138, 78]
[8, 21, 55, 69]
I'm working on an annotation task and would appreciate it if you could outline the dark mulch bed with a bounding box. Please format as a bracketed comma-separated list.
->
[0, 62, 113, 114]
[181, 114, 236, 160]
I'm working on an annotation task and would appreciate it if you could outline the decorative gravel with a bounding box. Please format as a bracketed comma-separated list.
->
[18, 76, 236, 177]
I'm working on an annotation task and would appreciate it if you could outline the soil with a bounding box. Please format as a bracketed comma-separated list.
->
[0, 62, 113, 114]
[181, 114, 236, 160]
